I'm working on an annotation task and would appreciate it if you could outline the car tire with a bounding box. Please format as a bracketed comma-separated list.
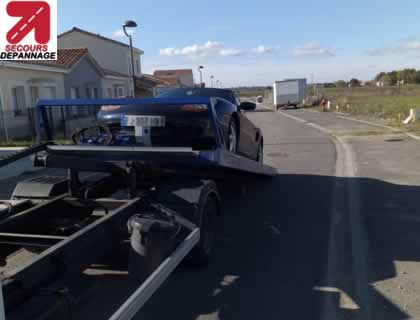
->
[226, 118, 238, 153]
[256, 140, 264, 163]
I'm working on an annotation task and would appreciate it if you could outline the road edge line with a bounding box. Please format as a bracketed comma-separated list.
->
[277, 110, 371, 319]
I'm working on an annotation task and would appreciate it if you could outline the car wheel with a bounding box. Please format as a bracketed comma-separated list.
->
[226, 118, 238, 153]
[256, 141, 264, 163]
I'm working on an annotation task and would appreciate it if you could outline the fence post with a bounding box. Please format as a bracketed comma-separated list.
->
[0, 99, 9, 142]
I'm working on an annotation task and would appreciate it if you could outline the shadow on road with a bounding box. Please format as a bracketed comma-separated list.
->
[1, 172, 415, 319]
[132, 174, 418, 320]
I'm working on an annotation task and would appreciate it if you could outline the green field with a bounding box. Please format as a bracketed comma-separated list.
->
[315, 85, 420, 129]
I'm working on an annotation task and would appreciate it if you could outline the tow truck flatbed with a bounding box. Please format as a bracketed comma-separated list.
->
[0, 97, 276, 320]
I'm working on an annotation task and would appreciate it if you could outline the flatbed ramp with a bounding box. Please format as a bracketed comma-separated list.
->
[0, 97, 276, 320]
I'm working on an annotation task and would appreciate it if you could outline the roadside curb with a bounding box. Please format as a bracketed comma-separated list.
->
[277, 110, 371, 320]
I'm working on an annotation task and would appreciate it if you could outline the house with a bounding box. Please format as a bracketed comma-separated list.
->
[58, 27, 161, 97]
[153, 69, 194, 88]
[0, 48, 104, 138]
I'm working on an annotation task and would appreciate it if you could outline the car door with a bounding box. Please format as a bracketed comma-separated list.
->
[234, 94, 259, 159]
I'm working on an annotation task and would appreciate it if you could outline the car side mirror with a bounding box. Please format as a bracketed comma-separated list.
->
[240, 102, 257, 111]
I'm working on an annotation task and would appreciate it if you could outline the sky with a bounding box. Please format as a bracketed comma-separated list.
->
[59, 0, 420, 87]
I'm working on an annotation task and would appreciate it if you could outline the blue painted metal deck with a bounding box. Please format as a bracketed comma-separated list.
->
[34, 98, 276, 177]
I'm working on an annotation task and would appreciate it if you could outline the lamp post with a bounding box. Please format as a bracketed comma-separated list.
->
[198, 65, 204, 87]
[123, 20, 138, 97]
[216, 80, 220, 88]
[210, 75, 214, 87]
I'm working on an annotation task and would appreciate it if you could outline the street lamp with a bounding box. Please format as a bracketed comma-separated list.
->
[210, 75, 214, 87]
[123, 20, 138, 97]
[198, 66, 204, 88]
[216, 80, 220, 88]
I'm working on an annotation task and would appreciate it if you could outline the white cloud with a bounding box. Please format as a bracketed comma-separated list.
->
[108, 29, 134, 39]
[159, 41, 223, 57]
[366, 47, 401, 56]
[366, 40, 420, 56]
[293, 42, 335, 57]
[403, 41, 420, 50]
[203, 41, 223, 49]
[159, 42, 280, 58]
[219, 48, 245, 56]
[252, 45, 274, 54]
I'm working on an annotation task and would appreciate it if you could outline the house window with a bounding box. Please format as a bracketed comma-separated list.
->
[114, 87, 118, 98]
[11, 86, 26, 116]
[118, 87, 124, 97]
[85, 88, 91, 99]
[107, 88, 113, 98]
[136, 58, 140, 74]
[70, 88, 80, 99]
[70, 88, 80, 117]
[93, 88, 99, 99]
[30, 86, 39, 107]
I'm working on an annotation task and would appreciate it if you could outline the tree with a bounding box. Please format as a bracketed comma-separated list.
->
[335, 80, 347, 88]
[414, 71, 420, 84]
[375, 72, 386, 81]
[349, 78, 361, 87]
[388, 71, 398, 86]
[397, 69, 416, 84]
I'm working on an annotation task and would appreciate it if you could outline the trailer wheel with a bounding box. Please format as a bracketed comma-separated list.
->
[188, 194, 219, 266]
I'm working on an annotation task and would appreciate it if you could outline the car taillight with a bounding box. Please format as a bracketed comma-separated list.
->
[181, 104, 208, 112]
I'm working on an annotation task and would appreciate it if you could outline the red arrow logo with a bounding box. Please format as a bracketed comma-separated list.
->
[6, 1, 50, 45]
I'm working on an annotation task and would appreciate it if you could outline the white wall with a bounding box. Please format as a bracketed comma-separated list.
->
[179, 74, 194, 87]
[58, 31, 142, 77]
[0, 67, 64, 111]
[101, 78, 130, 98]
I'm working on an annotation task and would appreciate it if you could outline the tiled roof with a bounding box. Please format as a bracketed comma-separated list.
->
[141, 74, 170, 85]
[18, 48, 88, 69]
[58, 27, 144, 54]
[155, 77, 179, 86]
[102, 68, 128, 78]
[154, 69, 193, 77]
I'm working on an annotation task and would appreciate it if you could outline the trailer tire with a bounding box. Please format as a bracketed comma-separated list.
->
[187, 194, 219, 266]
[155, 179, 221, 267]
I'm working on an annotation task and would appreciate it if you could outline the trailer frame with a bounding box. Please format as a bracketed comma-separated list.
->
[0, 97, 276, 320]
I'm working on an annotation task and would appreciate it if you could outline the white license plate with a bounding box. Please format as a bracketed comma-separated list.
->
[121, 115, 166, 127]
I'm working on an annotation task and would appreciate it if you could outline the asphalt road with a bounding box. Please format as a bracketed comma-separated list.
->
[272, 108, 420, 320]
[7, 106, 417, 319]
[0, 106, 338, 320]
[134, 107, 338, 320]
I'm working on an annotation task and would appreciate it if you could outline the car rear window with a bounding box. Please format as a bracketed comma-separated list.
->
[157, 88, 235, 104]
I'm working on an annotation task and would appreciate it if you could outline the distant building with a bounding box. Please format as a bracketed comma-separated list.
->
[153, 69, 194, 88]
